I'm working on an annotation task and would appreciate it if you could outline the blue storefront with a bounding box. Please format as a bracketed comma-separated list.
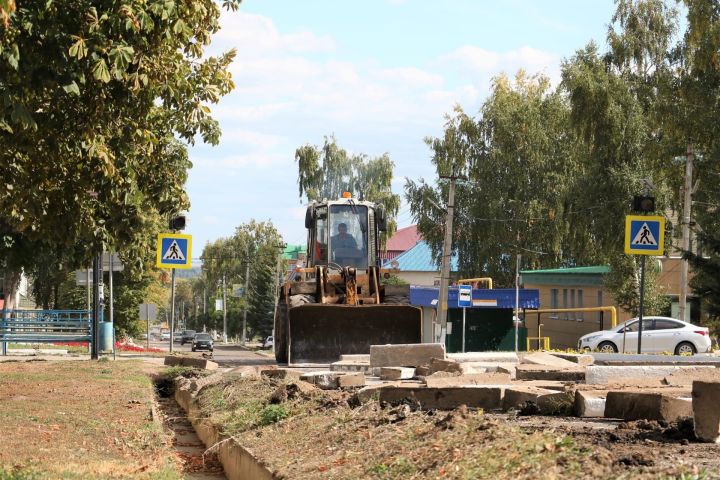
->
[409, 286, 540, 352]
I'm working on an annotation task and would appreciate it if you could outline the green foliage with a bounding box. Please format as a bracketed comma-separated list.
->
[604, 254, 669, 317]
[296, 135, 401, 236]
[0, 0, 240, 302]
[381, 274, 409, 286]
[258, 404, 289, 426]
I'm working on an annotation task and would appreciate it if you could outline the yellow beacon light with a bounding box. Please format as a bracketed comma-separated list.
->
[342, 192, 352, 198]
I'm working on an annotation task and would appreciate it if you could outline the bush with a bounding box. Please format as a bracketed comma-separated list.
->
[259, 404, 289, 426]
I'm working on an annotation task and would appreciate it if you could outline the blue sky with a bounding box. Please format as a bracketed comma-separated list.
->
[186, 0, 617, 262]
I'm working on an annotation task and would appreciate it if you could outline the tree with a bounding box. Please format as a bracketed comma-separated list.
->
[603, 254, 669, 316]
[0, 0, 240, 305]
[295, 135, 401, 236]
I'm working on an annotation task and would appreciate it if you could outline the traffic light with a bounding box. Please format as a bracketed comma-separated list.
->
[632, 195, 655, 213]
[169, 215, 186, 231]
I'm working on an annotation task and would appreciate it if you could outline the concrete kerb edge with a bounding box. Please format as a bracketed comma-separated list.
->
[173, 378, 274, 480]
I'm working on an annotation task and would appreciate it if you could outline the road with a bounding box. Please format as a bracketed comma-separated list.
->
[149, 339, 277, 368]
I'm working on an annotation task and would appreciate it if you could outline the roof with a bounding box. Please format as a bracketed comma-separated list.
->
[386, 224, 422, 252]
[410, 286, 540, 309]
[520, 266, 609, 275]
[283, 244, 306, 260]
[385, 240, 458, 272]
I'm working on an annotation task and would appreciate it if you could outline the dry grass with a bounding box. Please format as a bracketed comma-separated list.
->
[0, 360, 180, 479]
[193, 375, 716, 480]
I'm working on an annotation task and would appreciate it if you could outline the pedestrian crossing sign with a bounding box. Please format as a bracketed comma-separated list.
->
[156, 233, 192, 269]
[625, 215, 665, 255]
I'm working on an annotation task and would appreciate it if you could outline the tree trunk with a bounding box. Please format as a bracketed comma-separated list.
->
[2, 269, 22, 310]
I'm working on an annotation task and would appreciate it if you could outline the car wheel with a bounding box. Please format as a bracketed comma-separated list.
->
[597, 341, 618, 353]
[191, 347, 196, 352]
[674, 342, 696, 356]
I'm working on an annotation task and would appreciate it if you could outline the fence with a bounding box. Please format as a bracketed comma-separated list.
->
[0, 309, 92, 354]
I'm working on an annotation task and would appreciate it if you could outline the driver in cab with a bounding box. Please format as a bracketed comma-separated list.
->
[331, 222, 358, 265]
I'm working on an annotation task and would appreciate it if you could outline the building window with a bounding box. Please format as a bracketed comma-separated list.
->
[577, 289, 584, 321]
[550, 289, 558, 318]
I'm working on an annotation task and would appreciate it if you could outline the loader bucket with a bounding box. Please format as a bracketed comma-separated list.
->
[288, 304, 423, 366]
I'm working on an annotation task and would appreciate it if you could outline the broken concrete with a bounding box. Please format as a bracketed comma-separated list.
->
[164, 356, 219, 370]
[428, 357, 463, 374]
[574, 390, 607, 418]
[379, 385, 504, 410]
[604, 391, 692, 422]
[664, 368, 720, 386]
[503, 386, 555, 411]
[300, 371, 343, 389]
[692, 381, 720, 443]
[337, 372, 365, 388]
[515, 364, 584, 382]
[380, 367, 416, 381]
[520, 352, 579, 368]
[425, 373, 512, 388]
[370, 343, 445, 368]
[330, 360, 378, 376]
[586, 365, 715, 385]
[339, 354, 370, 362]
[536, 391, 575, 415]
[448, 352, 519, 363]
[549, 353, 594, 365]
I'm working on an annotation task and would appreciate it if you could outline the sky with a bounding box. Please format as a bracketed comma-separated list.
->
[186, 0, 617, 263]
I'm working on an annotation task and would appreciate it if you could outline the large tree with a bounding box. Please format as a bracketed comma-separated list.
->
[0, 0, 240, 306]
[295, 135, 401, 236]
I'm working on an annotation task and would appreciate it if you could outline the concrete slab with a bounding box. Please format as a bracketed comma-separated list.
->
[574, 390, 607, 418]
[164, 356, 218, 370]
[380, 367, 416, 380]
[338, 372, 365, 388]
[664, 368, 720, 386]
[586, 365, 716, 385]
[330, 360, 378, 376]
[604, 391, 693, 422]
[448, 352, 518, 363]
[515, 364, 585, 382]
[300, 371, 343, 389]
[429, 357, 463, 374]
[340, 354, 370, 362]
[520, 352, 578, 368]
[425, 373, 512, 388]
[370, 343, 445, 367]
[379, 385, 504, 410]
[592, 353, 720, 366]
[503, 386, 556, 411]
[536, 391, 575, 415]
[549, 353, 594, 365]
[692, 381, 720, 443]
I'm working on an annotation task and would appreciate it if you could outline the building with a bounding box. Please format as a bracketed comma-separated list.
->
[381, 225, 422, 261]
[385, 240, 458, 286]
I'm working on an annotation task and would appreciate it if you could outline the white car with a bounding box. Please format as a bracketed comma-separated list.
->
[263, 336, 274, 349]
[578, 316, 712, 355]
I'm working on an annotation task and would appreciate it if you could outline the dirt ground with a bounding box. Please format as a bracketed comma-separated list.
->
[0, 359, 191, 479]
[192, 373, 720, 479]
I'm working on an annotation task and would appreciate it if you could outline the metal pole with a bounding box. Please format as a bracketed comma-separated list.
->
[2, 301, 7, 356]
[146, 304, 150, 351]
[462, 307, 466, 353]
[437, 176, 457, 344]
[170, 268, 176, 353]
[242, 248, 251, 345]
[91, 254, 101, 360]
[86, 268, 91, 311]
[108, 253, 114, 326]
[638, 256, 646, 354]
[222, 273, 228, 343]
[515, 253, 521, 353]
[679, 145, 693, 322]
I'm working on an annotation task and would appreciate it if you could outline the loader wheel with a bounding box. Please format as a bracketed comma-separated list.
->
[383, 295, 410, 305]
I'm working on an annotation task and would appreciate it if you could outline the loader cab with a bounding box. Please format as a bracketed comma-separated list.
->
[306, 197, 386, 270]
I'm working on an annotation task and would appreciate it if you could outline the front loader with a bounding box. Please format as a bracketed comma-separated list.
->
[274, 194, 422, 365]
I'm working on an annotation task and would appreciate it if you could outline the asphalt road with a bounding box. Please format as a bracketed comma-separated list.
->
[149, 339, 277, 368]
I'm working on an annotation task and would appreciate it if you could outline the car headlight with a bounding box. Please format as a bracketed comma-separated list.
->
[582, 334, 602, 343]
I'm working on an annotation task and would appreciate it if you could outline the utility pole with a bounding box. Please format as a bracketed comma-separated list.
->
[679, 145, 694, 322]
[436, 174, 459, 344]
[169, 268, 176, 352]
[242, 245, 251, 345]
[222, 273, 227, 343]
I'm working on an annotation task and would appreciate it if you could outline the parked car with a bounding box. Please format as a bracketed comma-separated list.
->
[180, 330, 196, 345]
[160, 331, 171, 341]
[578, 316, 711, 355]
[192, 333, 214, 352]
[263, 335, 274, 349]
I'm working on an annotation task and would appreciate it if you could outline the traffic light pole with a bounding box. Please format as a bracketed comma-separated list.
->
[637, 255, 646, 354]
[169, 268, 176, 353]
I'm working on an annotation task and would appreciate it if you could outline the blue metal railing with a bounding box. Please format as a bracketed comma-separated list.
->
[1, 309, 92, 355]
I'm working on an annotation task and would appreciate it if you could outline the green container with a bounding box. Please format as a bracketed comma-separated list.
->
[99, 322, 114, 352]
[445, 308, 527, 353]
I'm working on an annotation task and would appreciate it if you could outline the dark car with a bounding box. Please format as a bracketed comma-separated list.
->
[191, 333, 214, 352]
[180, 330, 196, 345]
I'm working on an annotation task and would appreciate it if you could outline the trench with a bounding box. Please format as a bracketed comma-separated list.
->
[154, 377, 226, 479]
